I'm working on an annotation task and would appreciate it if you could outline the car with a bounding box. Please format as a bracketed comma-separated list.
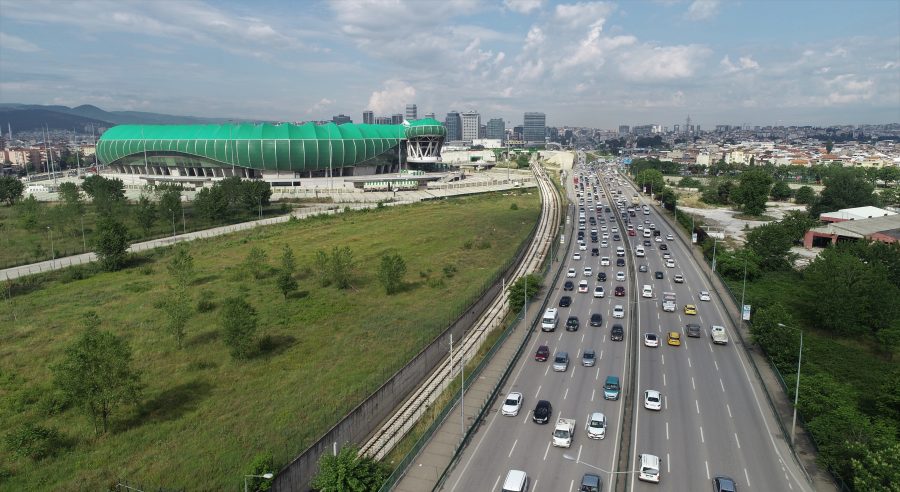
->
[600, 225, 608, 232]
[573, 252, 582, 260]
[613, 234, 621, 241]
[713, 476, 738, 492]
[567, 268, 576, 278]
[611, 227, 619, 233]
[553, 352, 569, 371]
[649, 223, 656, 230]
[535, 345, 550, 361]
[655, 236, 663, 242]
[614, 285, 625, 296]
[593, 286, 605, 298]
[616, 271, 626, 281]
[684, 304, 697, 315]
[602, 233, 609, 239]
[644, 333, 659, 347]
[612, 305, 625, 318]
[583, 266, 593, 276]
[501, 392, 523, 416]
[586, 412, 607, 440]
[603, 375, 621, 400]
[699, 290, 711, 301]
[616, 258, 625, 267]
[667, 331, 681, 346]
[711, 325, 729, 344]
[582, 349, 596, 367]
[666, 259, 676, 268]
[600, 240, 609, 248]
[597, 272, 607, 282]
[643, 239, 651, 246]
[666, 234, 674, 241]
[639, 264, 648, 272]
[610, 324, 624, 341]
[590, 312, 603, 327]
[637, 224, 644, 230]
[532, 400, 552, 424]
[563, 280, 574, 291]
[600, 256, 611, 266]
[579, 242, 587, 250]
[578, 280, 589, 293]
[659, 243, 668, 251]
[616, 246, 625, 257]
[674, 274, 684, 283]
[591, 247, 599, 256]
[644, 389, 662, 411]
[662, 252, 672, 260]
[559, 296, 572, 307]
[644, 219, 650, 224]
[655, 271, 664, 279]
[686, 323, 701, 337]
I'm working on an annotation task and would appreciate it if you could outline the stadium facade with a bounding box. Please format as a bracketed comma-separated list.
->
[96, 119, 446, 184]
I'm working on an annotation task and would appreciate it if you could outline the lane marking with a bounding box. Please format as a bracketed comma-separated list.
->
[577, 444, 583, 463]
[591, 389, 595, 402]
[535, 385, 542, 399]
[695, 399, 700, 414]
[663, 373, 667, 386]
[564, 387, 569, 399]
[735, 432, 741, 449]
[666, 421, 670, 440]
[571, 366, 576, 379]
[491, 474, 501, 492]
[661, 354, 665, 365]
[568, 479, 574, 492]
[727, 403, 733, 418]
[667, 453, 671, 474]
[714, 360, 719, 371]
[542, 441, 551, 461]
[595, 367, 600, 380]
[688, 357, 692, 368]
[508, 439, 517, 457]
[720, 378, 725, 392]
[745, 468, 751, 489]
[544, 365, 550, 376]
[705, 460, 710, 480]
[700, 425, 705, 443]
[691, 376, 696, 391]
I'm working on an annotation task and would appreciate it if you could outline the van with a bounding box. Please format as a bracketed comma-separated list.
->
[638, 454, 661, 483]
[642, 285, 653, 298]
[502, 469, 528, 492]
[603, 375, 620, 400]
[541, 308, 558, 332]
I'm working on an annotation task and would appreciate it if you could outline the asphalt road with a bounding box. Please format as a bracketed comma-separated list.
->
[440, 159, 813, 492]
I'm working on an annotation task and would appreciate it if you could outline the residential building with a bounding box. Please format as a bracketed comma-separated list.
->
[332, 114, 352, 124]
[461, 110, 481, 142]
[405, 104, 417, 121]
[391, 114, 403, 125]
[363, 110, 374, 124]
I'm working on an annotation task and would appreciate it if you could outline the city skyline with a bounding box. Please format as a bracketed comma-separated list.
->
[0, 0, 898, 128]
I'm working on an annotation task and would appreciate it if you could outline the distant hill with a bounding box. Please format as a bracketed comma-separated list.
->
[0, 103, 253, 132]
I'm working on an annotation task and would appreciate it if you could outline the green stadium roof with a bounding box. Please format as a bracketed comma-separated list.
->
[96, 120, 446, 172]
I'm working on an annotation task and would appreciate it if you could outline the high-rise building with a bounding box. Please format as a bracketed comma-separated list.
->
[461, 111, 481, 142]
[391, 114, 403, 125]
[523, 112, 546, 143]
[445, 111, 462, 141]
[363, 110, 374, 125]
[405, 104, 418, 121]
[424, 112, 435, 119]
[513, 125, 524, 140]
[375, 116, 392, 125]
[332, 114, 352, 125]
[486, 118, 505, 140]
[618, 125, 630, 135]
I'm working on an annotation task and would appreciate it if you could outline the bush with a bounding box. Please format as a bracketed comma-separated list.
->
[4, 423, 66, 460]
[462, 239, 474, 250]
[245, 452, 275, 491]
[510, 203, 519, 210]
[196, 290, 216, 313]
[442, 264, 457, 278]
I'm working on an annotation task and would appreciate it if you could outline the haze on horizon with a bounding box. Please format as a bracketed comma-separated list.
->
[0, 0, 898, 129]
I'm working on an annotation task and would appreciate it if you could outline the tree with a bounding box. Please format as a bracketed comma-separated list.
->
[243, 247, 269, 279]
[0, 176, 25, 205]
[810, 167, 878, 217]
[167, 246, 195, 290]
[377, 253, 407, 294]
[156, 184, 183, 232]
[94, 216, 130, 271]
[241, 180, 272, 214]
[276, 245, 298, 299]
[851, 441, 900, 492]
[880, 187, 900, 207]
[311, 445, 388, 492]
[825, 140, 834, 153]
[221, 297, 258, 359]
[712, 247, 761, 282]
[731, 168, 773, 216]
[57, 182, 84, 215]
[677, 176, 702, 188]
[515, 153, 530, 169]
[134, 193, 158, 235]
[51, 312, 142, 434]
[219, 176, 244, 208]
[749, 303, 800, 368]
[194, 185, 228, 222]
[659, 189, 676, 211]
[793, 186, 816, 205]
[160, 288, 191, 349]
[84, 176, 125, 217]
[314, 250, 330, 287]
[745, 222, 794, 270]
[507, 274, 542, 310]
[700, 178, 735, 205]
[770, 180, 793, 201]
[879, 166, 900, 186]
[635, 169, 665, 195]
[16, 194, 40, 230]
[329, 246, 354, 289]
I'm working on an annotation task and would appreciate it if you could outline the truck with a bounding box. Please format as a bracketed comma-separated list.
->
[662, 292, 676, 312]
[552, 417, 576, 447]
[711, 325, 729, 344]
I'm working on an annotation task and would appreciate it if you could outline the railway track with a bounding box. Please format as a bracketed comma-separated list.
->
[360, 162, 562, 461]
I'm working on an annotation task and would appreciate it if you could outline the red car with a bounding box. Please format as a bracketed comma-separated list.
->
[535, 345, 550, 362]
[628, 229, 636, 236]
[614, 286, 626, 297]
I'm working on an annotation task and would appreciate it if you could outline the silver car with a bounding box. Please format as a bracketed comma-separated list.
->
[553, 352, 569, 372]
[582, 349, 596, 367]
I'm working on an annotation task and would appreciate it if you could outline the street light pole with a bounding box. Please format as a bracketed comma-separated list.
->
[778, 323, 803, 447]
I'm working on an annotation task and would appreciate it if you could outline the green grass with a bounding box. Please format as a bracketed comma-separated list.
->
[0, 190, 541, 490]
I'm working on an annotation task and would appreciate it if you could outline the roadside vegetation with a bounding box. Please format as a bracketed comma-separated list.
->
[0, 190, 541, 490]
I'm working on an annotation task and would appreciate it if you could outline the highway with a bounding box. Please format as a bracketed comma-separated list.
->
[439, 156, 813, 492]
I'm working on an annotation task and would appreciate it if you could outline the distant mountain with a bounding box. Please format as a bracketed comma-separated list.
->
[0, 103, 255, 132]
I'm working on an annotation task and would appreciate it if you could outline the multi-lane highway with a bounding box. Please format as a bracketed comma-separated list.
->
[439, 156, 813, 492]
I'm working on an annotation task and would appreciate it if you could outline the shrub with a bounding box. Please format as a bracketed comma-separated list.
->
[476, 239, 492, 249]
[4, 423, 66, 460]
[510, 203, 519, 210]
[196, 290, 216, 313]
[442, 264, 457, 278]
[462, 239, 474, 250]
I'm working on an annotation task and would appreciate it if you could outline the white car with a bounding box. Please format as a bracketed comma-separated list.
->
[573, 252, 581, 260]
[601, 225, 608, 232]
[649, 224, 656, 230]
[643, 333, 659, 347]
[665, 259, 675, 268]
[583, 267, 593, 277]
[567, 268, 576, 278]
[600, 257, 611, 266]
[637, 224, 644, 231]
[674, 274, 684, 283]
[579, 242, 587, 251]
[613, 305, 625, 318]
[578, 280, 589, 293]
[600, 240, 609, 248]
[602, 233, 609, 239]
[699, 290, 711, 301]
[501, 391, 523, 416]
[662, 253, 672, 260]
[666, 234, 674, 241]
[586, 412, 607, 439]
[655, 236, 663, 242]
[616, 271, 626, 281]
[644, 390, 662, 411]
[593, 286, 605, 298]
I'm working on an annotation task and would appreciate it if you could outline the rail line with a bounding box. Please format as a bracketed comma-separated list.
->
[360, 162, 562, 461]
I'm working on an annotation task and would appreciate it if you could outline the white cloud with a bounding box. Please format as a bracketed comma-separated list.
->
[619, 44, 711, 81]
[554, 1, 615, 29]
[685, 0, 720, 21]
[504, 0, 544, 14]
[0, 32, 41, 52]
[367, 80, 416, 114]
[306, 98, 334, 115]
[720, 55, 760, 73]
[824, 74, 875, 105]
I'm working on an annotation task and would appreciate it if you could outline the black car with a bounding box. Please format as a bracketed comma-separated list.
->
[597, 272, 607, 282]
[610, 324, 624, 341]
[590, 313, 603, 327]
[660, 244, 668, 250]
[563, 281, 574, 291]
[612, 234, 621, 241]
[654, 230, 661, 236]
[655, 271, 664, 279]
[566, 316, 580, 331]
[643, 239, 651, 246]
[614, 286, 625, 296]
[559, 296, 572, 307]
[591, 236, 599, 243]
[713, 476, 737, 492]
[591, 248, 599, 256]
[616, 258, 625, 267]
[686, 323, 702, 338]
[532, 400, 552, 424]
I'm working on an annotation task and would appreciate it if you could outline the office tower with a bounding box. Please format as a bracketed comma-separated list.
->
[618, 125, 630, 135]
[405, 104, 418, 121]
[363, 110, 374, 124]
[513, 125, 524, 140]
[461, 110, 481, 141]
[332, 114, 352, 124]
[444, 111, 462, 141]
[523, 112, 546, 143]
[391, 114, 403, 125]
[486, 118, 505, 140]
[424, 112, 435, 119]
[375, 116, 392, 125]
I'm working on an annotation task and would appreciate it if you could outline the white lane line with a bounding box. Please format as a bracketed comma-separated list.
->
[667, 453, 671, 474]
[720, 378, 725, 392]
[535, 385, 542, 399]
[542, 441, 551, 461]
[595, 367, 600, 380]
[603, 335, 607, 343]
[664, 395, 668, 410]
[661, 354, 665, 365]
[708, 341, 713, 353]
[735, 432, 741, 449]
[545, 365, 550, 376]
[491, 474, 501, 492]
[581, 333, 585, 343]
[564, 387, 569, 399]
[745, 468, 751, 489]
[508, 439, 518, 457]
[663, 373, 667, 386]
[700, 425, 705, 443]
[558, 332, 563, 341]
[599, 350, 603, 360]
[695, 399, 700, 414]
[666, 421, 670, 440]
[691, 376, 695, 390]
[534, 479, 540, 491]
[591, 389, 596, 402]
[568, 479, 574, 492]
[714, 360, 719, 371]
[705, 460, 710, 480]
[727, 403, 733, 418]
[688, 357, 692, 368]
[571, 366, 576, 378]
[577, 444, 583, 463]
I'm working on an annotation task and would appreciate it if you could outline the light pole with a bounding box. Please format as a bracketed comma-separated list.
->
[80, 214, 86, 251]
[778, 322, 803, 447]
[47, 226, 54, 261]
[243, 473, 273, 492]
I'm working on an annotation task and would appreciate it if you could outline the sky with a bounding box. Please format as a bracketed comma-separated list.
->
[0, 0, 898, 129]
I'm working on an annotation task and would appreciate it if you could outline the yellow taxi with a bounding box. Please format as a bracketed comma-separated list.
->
[683, 304, 697, 315]
[667, 331, 681, 346]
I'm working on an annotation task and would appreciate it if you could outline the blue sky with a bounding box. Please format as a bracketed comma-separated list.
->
[0, 0, 898, 128]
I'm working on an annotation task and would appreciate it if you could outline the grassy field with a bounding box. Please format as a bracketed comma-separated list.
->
[0, 190, 541, 490]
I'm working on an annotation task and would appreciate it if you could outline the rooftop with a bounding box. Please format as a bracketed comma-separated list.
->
[819, 206, 896, 221]
[810, 214, 900, 238]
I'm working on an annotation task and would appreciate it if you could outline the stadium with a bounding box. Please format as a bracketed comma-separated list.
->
[95, 118, 447, 187]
